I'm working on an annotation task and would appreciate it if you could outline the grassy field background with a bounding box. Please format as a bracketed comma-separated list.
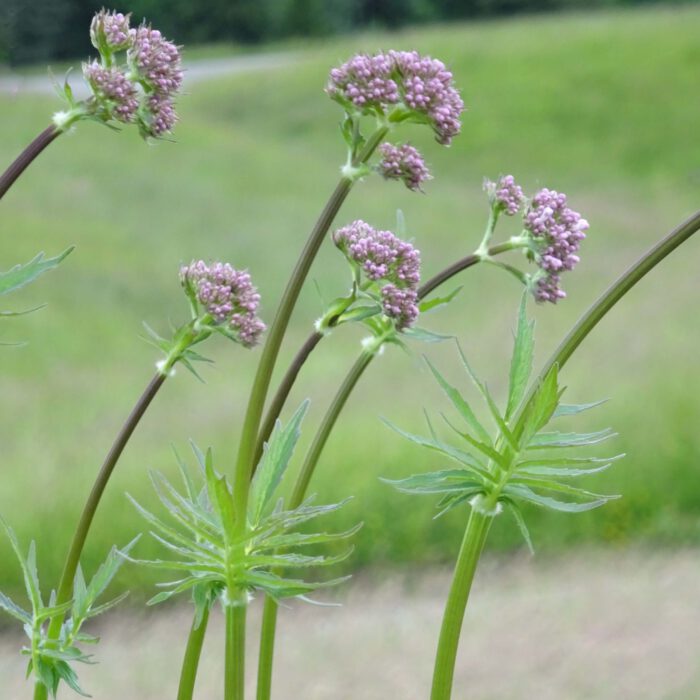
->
[0, 5, 699, 604]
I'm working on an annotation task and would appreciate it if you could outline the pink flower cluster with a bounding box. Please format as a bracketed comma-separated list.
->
[81, 10, 182, 138]
[180, 261, 266, 348]
[83, 62, 139, 123]
[378, 143, 431, 192]
[484, 175, 524, 216]
[327, 50, 464, 145]
[524, 188, 589, 303]
[333, 220, 421, 330]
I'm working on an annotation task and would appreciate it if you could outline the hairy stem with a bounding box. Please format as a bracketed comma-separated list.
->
[177, 607, 211, 700]
[225, 604, 247, 700]
[430, 509, 492, 700]
[0, 125, 60, 201]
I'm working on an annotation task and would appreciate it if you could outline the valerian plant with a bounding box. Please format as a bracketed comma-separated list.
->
[1, 7, 699, 700]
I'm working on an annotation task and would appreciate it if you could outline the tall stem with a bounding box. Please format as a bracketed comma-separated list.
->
[177, 607, 211, 700]
[256, 350, 374, 698]
[253, 331, 324, 468]
[0, 125, 60, 201]
[254, 244, 514, 700]
[225, 604, 246, 700]
[231, 127, 388, 526]
[32, 373, 166, 700]
[430, 510, 492, 700]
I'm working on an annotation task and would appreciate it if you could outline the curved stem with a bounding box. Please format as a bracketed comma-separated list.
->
[177, 607, 211, 700]
[524, 208, 700, 391]
[231, 127, 388, 525]
[430, 509, 491, 700]
[33, 373, 167, 700]
[253, 331, 324, 468]
[225, 604, 246, 700]
[0, 125, 60, 201]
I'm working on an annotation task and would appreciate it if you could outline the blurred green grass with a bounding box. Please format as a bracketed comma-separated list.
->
[0, 5, 699, 603]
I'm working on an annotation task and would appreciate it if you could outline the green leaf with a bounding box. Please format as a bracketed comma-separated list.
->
[516, 463, 613, 478]
[516, 454, 624, 471]
[433, 488, 484, 518]
[503, 483, 618, 512]
[527, 429, 617, 449]
[85, 537, 139, 606]
[1, 518, 42, 613]
[424, 358, 492, 445]
[0, 247, 74, 296]
[381, 469, 484, 495]
[553, 399, 607, 418]
[504, 501, 535, 554]
[381, 418, 494, 482]
[418, 286, 463, 314]
[261, 524, 363, 551]
[506, 295, 534, 420]
[250, 401, 309, 524]
[53, 659, 90, 697]
[0, 304, 46, 318]
[204, 450, 236, 538]
[403, 327, 454, 343]
[0, 591, 32, 624]
[517, 364, 561, 445]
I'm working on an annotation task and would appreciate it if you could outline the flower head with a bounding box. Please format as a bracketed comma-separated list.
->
[327, 50, 464, 145]
[90, 10, 132, 52]
[180, 261, 266, 347]
[378, 143, 431, 192]
[327, 53, 399, 113]
[145, 94, 178, 137]
[389, 50, 464, 145]
[333, 220, 421, 329]
[484, 175, 524, 216]
[128, 26, 183, 96]
[523, 188, 589, 303]
[83, 61, 139, 123]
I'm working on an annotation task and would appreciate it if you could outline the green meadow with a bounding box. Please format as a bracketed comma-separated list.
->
[0, 5, 699, 603]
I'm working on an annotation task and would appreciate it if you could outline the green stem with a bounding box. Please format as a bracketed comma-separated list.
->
[430, 509, 492, 700]
[225, 603, 247, 700]
[254, 243, 517, 700]
[32, 372, 167, 700]
[0, 125, 60, 201]
[256, 596, 279, 700]
[256, 348, 376, 698]
[231, 127, 388, 527]
[525, 208, 700, 389]
[177, 607, 211, 700]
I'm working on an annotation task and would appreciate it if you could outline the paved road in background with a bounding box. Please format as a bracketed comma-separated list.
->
[0, 53, 297, 97]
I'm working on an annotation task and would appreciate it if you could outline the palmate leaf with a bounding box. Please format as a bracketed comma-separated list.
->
[0, 247, 74, 296]
[385, 299, 622, 538]
[132, 444, 359, 611]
